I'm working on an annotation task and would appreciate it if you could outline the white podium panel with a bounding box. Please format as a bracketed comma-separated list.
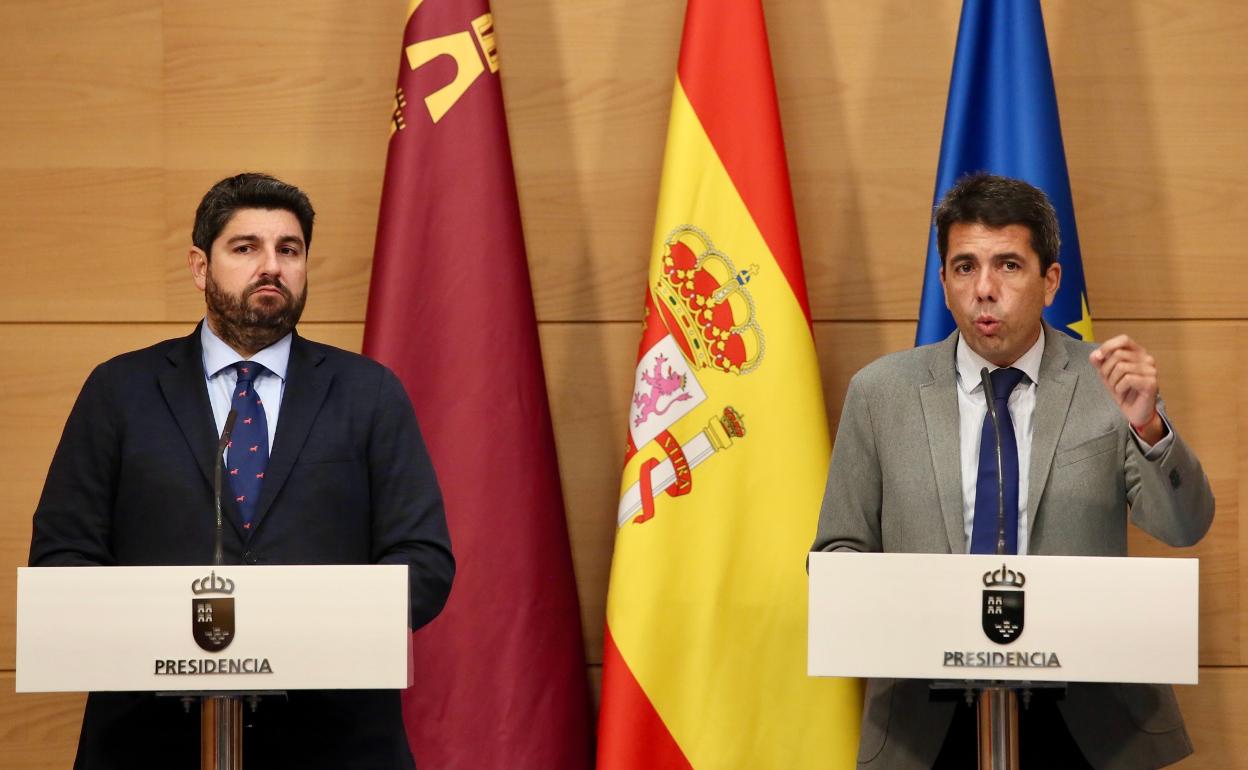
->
[808, 552, 1198, 685]
[17, 565, 410, 693]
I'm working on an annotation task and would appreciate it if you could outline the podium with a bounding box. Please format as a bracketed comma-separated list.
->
[16, 564, 411, 769]
[808, 552, 1199, 769]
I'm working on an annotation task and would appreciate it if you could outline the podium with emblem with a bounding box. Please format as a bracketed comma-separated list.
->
[16, 564, 411, 769]
[807, 552, 1199, 770]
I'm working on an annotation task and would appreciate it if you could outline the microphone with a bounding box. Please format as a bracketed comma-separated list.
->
[213, 409, 238, 567]
[979, 368, 1007, 555]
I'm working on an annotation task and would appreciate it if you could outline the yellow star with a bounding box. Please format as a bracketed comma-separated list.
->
[1067, 292, 1095, 342]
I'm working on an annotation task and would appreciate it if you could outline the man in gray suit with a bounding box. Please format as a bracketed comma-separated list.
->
[812, 173, 1214, 769]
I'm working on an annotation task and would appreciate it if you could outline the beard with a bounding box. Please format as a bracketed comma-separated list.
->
[205, 271, 307, 356]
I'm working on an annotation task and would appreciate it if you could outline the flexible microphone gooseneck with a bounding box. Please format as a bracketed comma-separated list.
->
[979, 368, 1008, 556]
[213, 409, 238, 567]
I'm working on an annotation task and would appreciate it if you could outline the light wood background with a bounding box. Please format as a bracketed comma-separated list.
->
[1, 0, 1245, 766]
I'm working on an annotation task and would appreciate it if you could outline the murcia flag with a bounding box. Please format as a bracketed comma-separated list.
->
[364, 1, 592, 768]
[597, 2, 861, 767]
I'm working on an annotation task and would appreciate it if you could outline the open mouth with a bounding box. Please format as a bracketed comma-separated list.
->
[974, 316, 1001, 335]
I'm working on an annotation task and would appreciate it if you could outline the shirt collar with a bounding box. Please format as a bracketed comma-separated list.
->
[955, 327, 1044, 394]
[200, 319, 292, 382]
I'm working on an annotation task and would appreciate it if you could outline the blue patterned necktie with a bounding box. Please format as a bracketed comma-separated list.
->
[226, 361, 269, 528]
[970, 367, 1026, 554]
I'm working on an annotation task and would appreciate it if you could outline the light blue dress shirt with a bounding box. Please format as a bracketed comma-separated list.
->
[200, 320, 291, 451]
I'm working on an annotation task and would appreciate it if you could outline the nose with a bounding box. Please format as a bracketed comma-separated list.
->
[973, 267, 998, 302]
[257, 245, 282, 277]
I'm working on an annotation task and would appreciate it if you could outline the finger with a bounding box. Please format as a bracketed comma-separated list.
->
[1096, 348, 1153, 382]
[1091, 335, 1143, 365]
[1114, 373, 1152, 400]
[1104, 362, 1158, 401]
[1092, 334, 1132, 358]
[1097, 351, 1136, 385]
[1113, 372, 1159, 406]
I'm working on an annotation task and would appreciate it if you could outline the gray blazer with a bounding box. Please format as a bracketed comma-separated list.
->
[812, 324, 1214, 770]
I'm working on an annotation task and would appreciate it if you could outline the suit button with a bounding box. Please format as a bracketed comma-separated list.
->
[243, 551, 257, 564]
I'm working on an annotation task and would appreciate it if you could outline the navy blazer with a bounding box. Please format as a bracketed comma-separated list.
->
[30, 326, 455, 769]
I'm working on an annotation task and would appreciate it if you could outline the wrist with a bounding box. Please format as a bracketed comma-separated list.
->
[1131, 407, 1164, 442]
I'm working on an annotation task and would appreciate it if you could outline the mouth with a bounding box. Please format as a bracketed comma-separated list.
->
[974, 315, 1001, 335]
[249, 284, 287, 300]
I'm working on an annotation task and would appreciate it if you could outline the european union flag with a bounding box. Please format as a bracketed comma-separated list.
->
[916, 0, 1093, 346]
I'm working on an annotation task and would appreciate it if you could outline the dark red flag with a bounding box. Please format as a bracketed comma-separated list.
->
[364, 3, 592, 768]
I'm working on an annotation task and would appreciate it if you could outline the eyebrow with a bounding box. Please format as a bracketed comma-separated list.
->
[225, 234, 306, 248]
[950, 251, 1026, 261]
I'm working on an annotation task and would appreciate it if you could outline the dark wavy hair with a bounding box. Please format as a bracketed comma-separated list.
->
[192, 172, 315, 257]
[934, 172, 1060, 272]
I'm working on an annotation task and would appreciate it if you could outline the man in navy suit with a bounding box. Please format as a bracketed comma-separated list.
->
[30, 173, 455, 769]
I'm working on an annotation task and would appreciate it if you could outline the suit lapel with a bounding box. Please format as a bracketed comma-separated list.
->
[158, 327, 221, 491]
[920, 332, 966, 554]
[1026, 324, 1077, 542]
[158, 325, 248, 540]
[251, 334, 332, 531]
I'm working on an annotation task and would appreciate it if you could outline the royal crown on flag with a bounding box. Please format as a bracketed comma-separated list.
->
[652, 225, 766, 375]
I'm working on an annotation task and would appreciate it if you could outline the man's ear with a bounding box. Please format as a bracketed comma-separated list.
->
[189, 247, 209, 291]
[1043, 261, 1062, 307]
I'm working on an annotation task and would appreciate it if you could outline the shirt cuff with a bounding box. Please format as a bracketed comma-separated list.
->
[1133, 409, 1174, 460]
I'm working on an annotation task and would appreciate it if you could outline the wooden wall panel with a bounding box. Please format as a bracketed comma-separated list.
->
[1176, 669, 1248, 768]
[539, 322, 636, 663]
[781, 1, 958, 324]
[500, 0, 681, 323]
[0, 1, 163, 170]
[161, 1, 402, 174]
[0, 676, 82, 770]
[0, 170, 167, 322]
[1049, 1, 1248, 322]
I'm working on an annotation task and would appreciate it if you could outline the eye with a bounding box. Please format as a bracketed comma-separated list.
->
[1001, 260, 1020, 271]
[954, 262, 974, 274]
[234, 244, 254, 254]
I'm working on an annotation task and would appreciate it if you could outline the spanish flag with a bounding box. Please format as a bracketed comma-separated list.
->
[597, 2, 861, 767]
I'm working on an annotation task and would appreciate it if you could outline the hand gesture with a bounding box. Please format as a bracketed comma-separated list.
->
[1089, 335, 1165, 443]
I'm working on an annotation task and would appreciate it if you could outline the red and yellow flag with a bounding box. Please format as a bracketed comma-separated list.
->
[365, 1, 591, 768]
[597, 2, 861, 767]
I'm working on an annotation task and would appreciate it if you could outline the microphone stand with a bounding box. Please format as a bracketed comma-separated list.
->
[977, 368, 1019, 770]
[213, 410, 237, 569]
[203, 410, 243, 770]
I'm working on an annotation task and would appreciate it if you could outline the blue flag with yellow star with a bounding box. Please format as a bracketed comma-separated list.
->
[916, 0, 1093, 345]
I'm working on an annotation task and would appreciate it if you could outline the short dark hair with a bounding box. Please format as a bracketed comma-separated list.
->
[934, 172, 1060, 272]
[192, 173, 315, 256]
